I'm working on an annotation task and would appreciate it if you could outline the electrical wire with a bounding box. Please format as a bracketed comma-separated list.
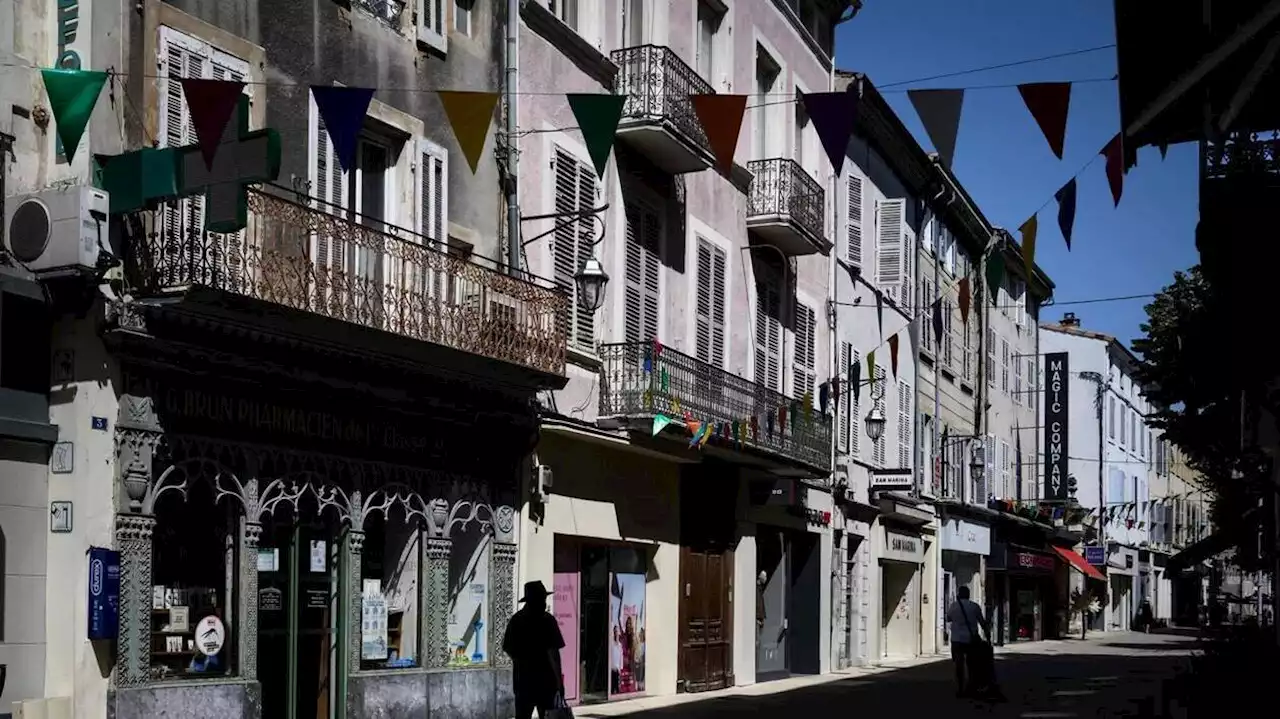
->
[875, 43, 1117, 89]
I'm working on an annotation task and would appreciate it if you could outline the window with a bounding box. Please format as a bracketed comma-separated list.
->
[897, 380, 911, 469]
[1000, 337, 1009, 393]
[985, 328, 995, 386]
[794, 88, 808, 170]
[876, 199, 905, 304]
[753, 47, 780, 160]
[1129, 412, 1136, 453]
[839, 343, 860, 457]
[1013, 351, 1023, 406]
[624, 0, 645, 46]
[753, 266, 784, 392]
[962, 317, 974, 382]
[360, 511, 424, 670]
[1109, 396, 1116, 439]
[921, 281, 934, 352]
[623, 197, 662, 346]
[872, 366, 886, 466]
[942, 299, 953, 367]
[551, 0, 578, 30]
[419, 0, 447, 52]
[695, 0, 723, 82]
[695, 237, 727, 368]
[552, 147, 598, 353]
[1120, 405, 1127, 447]
[793, 301, 817, 400]
[454, 0, 472, 35]
[845, 175, 863, 269]
[999, 440, 1010, 500]
[985, 434, 995, 496]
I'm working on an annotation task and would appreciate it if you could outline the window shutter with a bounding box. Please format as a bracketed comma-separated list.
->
[872, 365, 886, 467]
[695, 238, 727, 367]
[900, 230, 913, 310]
[1014, 355, 1024, 406]
[793, 302, 816, 399]
[553, 148, 595, 352]
[846, 175, 863, 268]
[624, 199, 661, 347]
[158, 29, 208, 276]
[897, 380, 910, 469]
[754, 275, 782, 392]
[838, 342, 851, 453]
[1000, 337, 1009, 392]
[985, 434, 995, 496]
[418, 0, 447, 52]
[414, 138, 448, 305]
[875, 199, 904, 301]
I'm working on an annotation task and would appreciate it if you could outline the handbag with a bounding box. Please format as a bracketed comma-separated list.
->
[547, 690, 575, 719]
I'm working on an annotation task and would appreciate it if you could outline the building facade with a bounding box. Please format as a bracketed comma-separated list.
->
[516, 0, 853, 701]
[4, 2, 570, 719]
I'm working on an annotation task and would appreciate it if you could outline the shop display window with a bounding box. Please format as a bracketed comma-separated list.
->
[150, 480, 238, 680]
[359, 511, 423, 670]
[446, 522, 492, 667]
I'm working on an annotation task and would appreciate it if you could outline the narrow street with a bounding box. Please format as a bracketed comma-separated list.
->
[576, 632, 1194, 719]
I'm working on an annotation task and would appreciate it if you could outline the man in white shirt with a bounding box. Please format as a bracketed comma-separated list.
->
[946, 585, 989, 697]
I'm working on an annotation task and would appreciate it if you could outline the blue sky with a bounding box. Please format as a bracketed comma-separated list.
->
[835, 0, 1200, 346]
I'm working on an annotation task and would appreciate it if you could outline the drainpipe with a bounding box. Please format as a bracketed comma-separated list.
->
[504, 0, 521, 275]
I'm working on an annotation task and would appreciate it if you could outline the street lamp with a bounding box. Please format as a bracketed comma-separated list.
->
[574, 255, 609, 312]
[864, 407, 886, 442]
[969, 441, 986, 483]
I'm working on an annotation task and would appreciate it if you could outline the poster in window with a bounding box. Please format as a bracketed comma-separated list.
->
[608, 572, 646, 696]
[553, 572, 580, 703]
[361, 578, 389, 660]
[447, 533, 491, 666]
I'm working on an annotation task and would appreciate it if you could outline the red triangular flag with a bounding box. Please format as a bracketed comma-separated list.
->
[888, 334, 899, 378]
[690, 94, 748, 174]
[1101, 133, 1124, 207]
[1017, 82, 1071, 160]
[958, 277, 971, 325]
[181, 78, 246, 169]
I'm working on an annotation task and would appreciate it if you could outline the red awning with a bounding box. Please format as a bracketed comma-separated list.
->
[1052, 546, 1106, 581]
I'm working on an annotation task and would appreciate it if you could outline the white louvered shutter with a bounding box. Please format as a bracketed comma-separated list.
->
[415, 138, 448, 310]
[876, 199, 904, 302]
[1014, 354, 1024, 407]
[793, 302, 816, 399]
[553, 149, 596, 352]
[846, 175, 863, 269]
[849, 347, 861, 459]
[872, 366, 886, 466]
[208, 52, 250, 291]
[900, 230, 913, 310]
[1000, 337, 1010, 392]
[418, 0, 447, 52]
[695, 237, 727, 368]
[985, 434, 995, 496]
[158, 28, 208, 284]
[624, 199, 661, 348]
[754, 276, 782, 392]
[838, 342, 851, 453]
[310, 92, 349, 316]
[897, 380, 910, 469]
[986, 328, 996, 386]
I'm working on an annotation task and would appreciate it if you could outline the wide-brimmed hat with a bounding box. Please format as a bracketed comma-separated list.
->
[518, 580, 552, 603]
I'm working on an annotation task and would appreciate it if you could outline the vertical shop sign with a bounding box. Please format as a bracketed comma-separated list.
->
[1042, 352, 1070, 501]
[553, 572, 580, 703]
[608, 573, 647, 697]
[87, 546, 119, 640]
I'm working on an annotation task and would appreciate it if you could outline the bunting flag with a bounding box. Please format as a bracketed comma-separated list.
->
[778, 406, 787, 435]
[800, 90, 859, 175]
[957, 277, 971, 325]
[1054, 178, 1077, 250]
[766, 411, 775, 437]
[888, 334, 899, 378]
[875, 291, 884, 340]
[850, 359, 861, 403]
[866, 351, 876, 384]
[907, 89, 964, 168]
[310, 85, 376, 173]
[1018, 214, 1038, 276]
[437, 91, 500, 173]
[1017, 82, 1071, 160]
[40, 68, 109, 163]
[803, 392, 813, 421]
[652, 414, 674, 436]
[566, 93, 626, 177]
[690, 94, 748, 174]
[819, 382, 830, 414]
[1101, 133, 1125, 207]
[699, 423, 715, 448]
[931, 299, 944, 343]
[750, 415, 759, 440]
[1158, 143, 1168, 160]
[984, 249, 1006, 306]
[181, 78, 248, 169]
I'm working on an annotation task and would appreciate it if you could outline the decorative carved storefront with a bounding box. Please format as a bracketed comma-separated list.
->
[111, 364, 527, 719]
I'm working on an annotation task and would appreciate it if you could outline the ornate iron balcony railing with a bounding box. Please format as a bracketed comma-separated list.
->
[1203, 134, 1280, 180]
[747, 158, 826, 241]
[131, 185, 568, 377]
[611, 45, 715, 154]
[598, 342, 832, 473]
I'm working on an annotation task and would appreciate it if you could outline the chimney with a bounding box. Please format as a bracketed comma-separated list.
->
[1060, 312, 1081, 328]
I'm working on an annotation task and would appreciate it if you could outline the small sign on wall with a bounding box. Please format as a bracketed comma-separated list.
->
[50, 501, 73, 533]
[51, 442, 74, 474]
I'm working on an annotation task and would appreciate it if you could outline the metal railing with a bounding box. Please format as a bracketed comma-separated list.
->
[130, 185, 568, 376]
[611, 45, 715, 154]
[1203, 134, 1280, 179]
[598, 342, 831, 472]
[747, 158, 826, 242]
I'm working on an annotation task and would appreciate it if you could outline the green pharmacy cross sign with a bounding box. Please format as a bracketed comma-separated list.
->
[99, 95, 281, 233]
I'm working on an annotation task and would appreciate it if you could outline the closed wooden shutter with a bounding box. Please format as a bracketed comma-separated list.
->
[872, 366, 886, 466]
[876, 198, 904, 302]
[897, 380, 910, 469]
[838, 342, 851, 453]
[1000, 337, 1009, 392]
[985, 327, 996, 386]
[553, 148, 596, 352]
[793, 302, 816, 399]
[624, 198, 661, 347]
[158, 28, 207, 285]
[846, 176, 863, 269]
[210, 53, 249, 291]
[753, 274, 782, 392]
[849, 347, 860, 459]
[695, 237, 727, 367]
[415, 138, 448, 305]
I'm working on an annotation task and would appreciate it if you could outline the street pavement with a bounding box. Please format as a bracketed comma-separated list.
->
[575, 632, 1197, 719]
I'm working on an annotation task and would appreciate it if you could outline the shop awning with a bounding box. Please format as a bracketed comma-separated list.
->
[1052, 546, 1106, 581]
[1166, 530, 1238, 573]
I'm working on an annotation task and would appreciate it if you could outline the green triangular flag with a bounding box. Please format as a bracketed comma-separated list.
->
[41, 69, 109, 163]
[566, 94, 626, 178]
[984, 250, 1006, 306]
[867, 350, 876, 383]
[652, 414, 674, 437]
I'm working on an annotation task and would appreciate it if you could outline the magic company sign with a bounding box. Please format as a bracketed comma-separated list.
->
[1042, 352, 1070, 502]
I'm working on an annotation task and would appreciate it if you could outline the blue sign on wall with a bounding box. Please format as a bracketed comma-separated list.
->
[87, 546, 120, 641]
[1084, 545, 1106, 566]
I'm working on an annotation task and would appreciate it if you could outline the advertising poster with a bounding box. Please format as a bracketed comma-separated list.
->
[553, 572, 580, 703]
[447, 535, 491, 666]
[608, 573, 646, 697]
[361, 578, 389, 660]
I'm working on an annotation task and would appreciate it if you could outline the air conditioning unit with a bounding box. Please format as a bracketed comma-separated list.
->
[3, 186, 109, 274]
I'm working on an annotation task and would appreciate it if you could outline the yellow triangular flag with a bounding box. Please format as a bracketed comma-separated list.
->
[437, 91, 500, 174]
[1019, 214, 1038, 276]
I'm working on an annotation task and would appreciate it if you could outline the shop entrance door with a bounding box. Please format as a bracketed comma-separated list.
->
[258, 518, 343, 719]
[677, 547, 733, 692]
[755, 529, 788, 681]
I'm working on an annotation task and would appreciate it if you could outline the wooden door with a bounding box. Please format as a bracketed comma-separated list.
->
[678, 547, 733, 692]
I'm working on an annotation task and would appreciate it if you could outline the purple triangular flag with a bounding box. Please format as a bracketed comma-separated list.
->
[1054, 178, 1077, 251]
[908, 89, 965, 168]
[800, 90, 858, 175]
[311, 85, 376, 173]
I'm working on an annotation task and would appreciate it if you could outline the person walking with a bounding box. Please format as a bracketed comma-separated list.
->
[946, 585, 991, 698]
[503, 581, 567, 719]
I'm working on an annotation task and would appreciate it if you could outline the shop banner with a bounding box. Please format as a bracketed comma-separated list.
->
[609, 573, 646, 697]
[940, 518, 991, 555]
[1042, 352, 1070, 502]
[553, 572, 580, 704]
[882, 529, 924, 564]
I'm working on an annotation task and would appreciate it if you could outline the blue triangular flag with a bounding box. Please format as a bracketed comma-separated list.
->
[310, 85, 376, 173]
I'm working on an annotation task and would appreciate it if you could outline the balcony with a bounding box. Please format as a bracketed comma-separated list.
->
[127, 185, 568, 384]
[747, 158, 831, 256]
[611, 45, 716, 175]
[597, 342, 832, 477]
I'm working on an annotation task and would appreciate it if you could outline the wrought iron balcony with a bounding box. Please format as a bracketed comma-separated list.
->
[129, 185, 568, 380]
[598, 342, 832, 476]
[747, 158, 830, 256]
[611, 45, 716, 175]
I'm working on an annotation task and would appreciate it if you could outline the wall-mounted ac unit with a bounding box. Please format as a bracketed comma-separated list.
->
[3, 186, 109, 274]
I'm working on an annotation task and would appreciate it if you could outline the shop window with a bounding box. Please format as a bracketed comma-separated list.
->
[151, 480, 238, 680]
[359, 511, 423, 669]
[446, 522, 492, 666]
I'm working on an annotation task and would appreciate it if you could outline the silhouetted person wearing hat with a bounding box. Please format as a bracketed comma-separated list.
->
[504, 581, 566, 719]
